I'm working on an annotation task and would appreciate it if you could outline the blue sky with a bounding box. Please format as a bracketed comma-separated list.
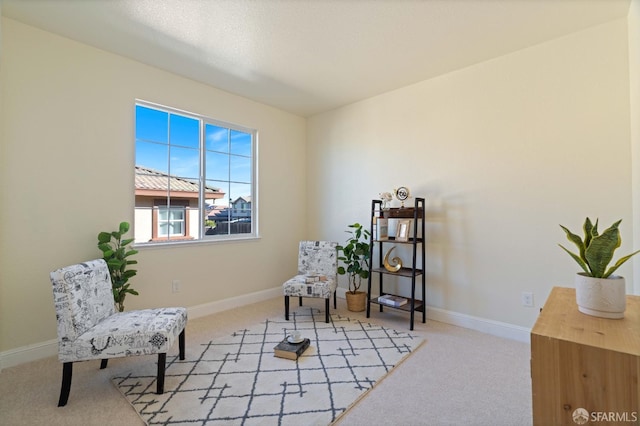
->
[135, 105, 252, 206]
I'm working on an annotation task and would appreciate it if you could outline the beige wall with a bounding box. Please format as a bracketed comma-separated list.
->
[0, 18, 307, 352]
[630, 0, 640, 293]
[307, 18, 634, 328]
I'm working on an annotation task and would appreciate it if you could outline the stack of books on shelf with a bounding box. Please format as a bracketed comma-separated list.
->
[273, 338, 311, 360]
[377, 294, 408, 307]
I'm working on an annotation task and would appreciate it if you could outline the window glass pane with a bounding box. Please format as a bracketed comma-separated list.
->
[159, 222, 169, 236]
[229, 183, 251, 203]
[205, 151, 230, 181]
[230, 155, 251, 183]
[169, 114, 199, 149]
[206, 124, 229, 153]
[228, 183, 252, 235]
[169, 209, 184, 220]
[136, 141, 169, 174]
[170, 146, 199, 180]
[169, 221, 183, 235]
[230, 130, 252, 156]
[136, 105, 168, 142]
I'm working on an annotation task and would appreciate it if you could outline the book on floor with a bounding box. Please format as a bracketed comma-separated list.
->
[274, 337, 311, 360]
[377, 294, 408, 307]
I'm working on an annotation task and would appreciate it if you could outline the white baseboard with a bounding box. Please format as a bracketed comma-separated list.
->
[337, 287, 530, 343]
[187, 286, 283, 319]
[1, 286, 529, 370]
[424, 306, 531, 343]
[0, 338, 59, 371]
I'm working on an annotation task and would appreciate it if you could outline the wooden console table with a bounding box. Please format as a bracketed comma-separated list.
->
[531, 287, 640, 425]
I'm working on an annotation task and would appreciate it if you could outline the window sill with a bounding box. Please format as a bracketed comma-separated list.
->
[150, 236, 194, 243]
[134, 234, 261, 250]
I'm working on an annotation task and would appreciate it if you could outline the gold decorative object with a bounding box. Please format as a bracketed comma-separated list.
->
[383, 247, 403, 272]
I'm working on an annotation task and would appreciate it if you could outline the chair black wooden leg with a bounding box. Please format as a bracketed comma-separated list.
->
[58, 362, 73, 407]
[325, 298, 330, 323]
[157, 353, 166, 394]
[284, 296, 290, 320]
[179, 329, 186, 360]
[100, 359, 108, 369]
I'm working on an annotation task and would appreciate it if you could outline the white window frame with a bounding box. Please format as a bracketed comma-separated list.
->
[134, 100, 259, 246]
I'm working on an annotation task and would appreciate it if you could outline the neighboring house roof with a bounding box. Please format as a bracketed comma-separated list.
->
[232, 196, 252, 204]
[135, 166, 224, 200]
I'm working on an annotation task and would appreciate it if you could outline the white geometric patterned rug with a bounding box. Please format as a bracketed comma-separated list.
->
[112, 307, 425, 426]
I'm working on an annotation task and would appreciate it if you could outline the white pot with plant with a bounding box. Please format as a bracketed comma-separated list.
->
[559, 217, 640, 319]
[337, 223, 371, 312]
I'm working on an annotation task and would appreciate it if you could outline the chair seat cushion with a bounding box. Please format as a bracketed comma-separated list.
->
[58, 307, 187, 363]
[283, 274, 337, 299]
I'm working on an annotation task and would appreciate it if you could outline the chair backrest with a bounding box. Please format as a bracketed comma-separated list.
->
[50, 259, 116, 345]
[297, 241, 338, 277]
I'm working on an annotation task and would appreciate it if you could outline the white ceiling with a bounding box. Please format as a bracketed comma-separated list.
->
[2, 0, 632, 117]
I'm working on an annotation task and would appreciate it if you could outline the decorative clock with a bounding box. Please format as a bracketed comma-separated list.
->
[394, 186, 410, 207]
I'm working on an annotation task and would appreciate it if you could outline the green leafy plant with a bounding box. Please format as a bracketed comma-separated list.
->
[337, 223, 371, 294]
[559, 217, 640, 278]
[97, 221, 139, 311]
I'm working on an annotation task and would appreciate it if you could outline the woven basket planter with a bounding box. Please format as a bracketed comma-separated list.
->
[345, 291, 366, 312]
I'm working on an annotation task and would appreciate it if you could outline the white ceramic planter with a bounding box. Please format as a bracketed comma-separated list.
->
[575, 273, 626, 319]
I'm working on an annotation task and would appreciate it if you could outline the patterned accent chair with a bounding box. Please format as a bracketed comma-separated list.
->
[50, 259, 187, 406]
[283, 241, 338, 323]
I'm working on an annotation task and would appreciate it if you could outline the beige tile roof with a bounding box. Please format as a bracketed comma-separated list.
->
[135, 166, 221, 194]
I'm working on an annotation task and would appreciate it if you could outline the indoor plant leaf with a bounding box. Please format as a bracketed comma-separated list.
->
[98, 221, 139, 311]
[584, 220, 621, 278]
[603, 249, 640, 278]
[560, 225, 586, 261]
[582, 217, 596, 252]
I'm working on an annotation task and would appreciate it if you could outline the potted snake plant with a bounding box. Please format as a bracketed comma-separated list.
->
[559, 217, 640, 318]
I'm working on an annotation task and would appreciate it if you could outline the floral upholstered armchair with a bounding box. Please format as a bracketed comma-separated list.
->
[50, 259, 187, 406]
[283, 241, 338, 323]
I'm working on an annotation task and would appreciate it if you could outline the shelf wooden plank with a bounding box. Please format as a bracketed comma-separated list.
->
[369, 294, 424, 312]
[384, 207, 424, 218]
[372, 267, 423, 277]
[375, 237, 423, 244]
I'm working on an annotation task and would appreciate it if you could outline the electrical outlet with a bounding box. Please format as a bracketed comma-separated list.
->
[172, 280, 181, 293]
[521, 291, 534, 307]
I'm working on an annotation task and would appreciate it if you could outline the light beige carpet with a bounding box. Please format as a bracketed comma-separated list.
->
[113, 306, 424, 425]
[0, 296, 532, 425]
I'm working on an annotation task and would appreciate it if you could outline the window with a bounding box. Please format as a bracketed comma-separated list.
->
[159, 207, 184, 237]
[134, 101, 257, 244]
[154, 199, 189, 240]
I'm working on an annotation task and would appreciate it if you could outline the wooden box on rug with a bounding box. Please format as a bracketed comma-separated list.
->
[274, 338, 310, 360]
